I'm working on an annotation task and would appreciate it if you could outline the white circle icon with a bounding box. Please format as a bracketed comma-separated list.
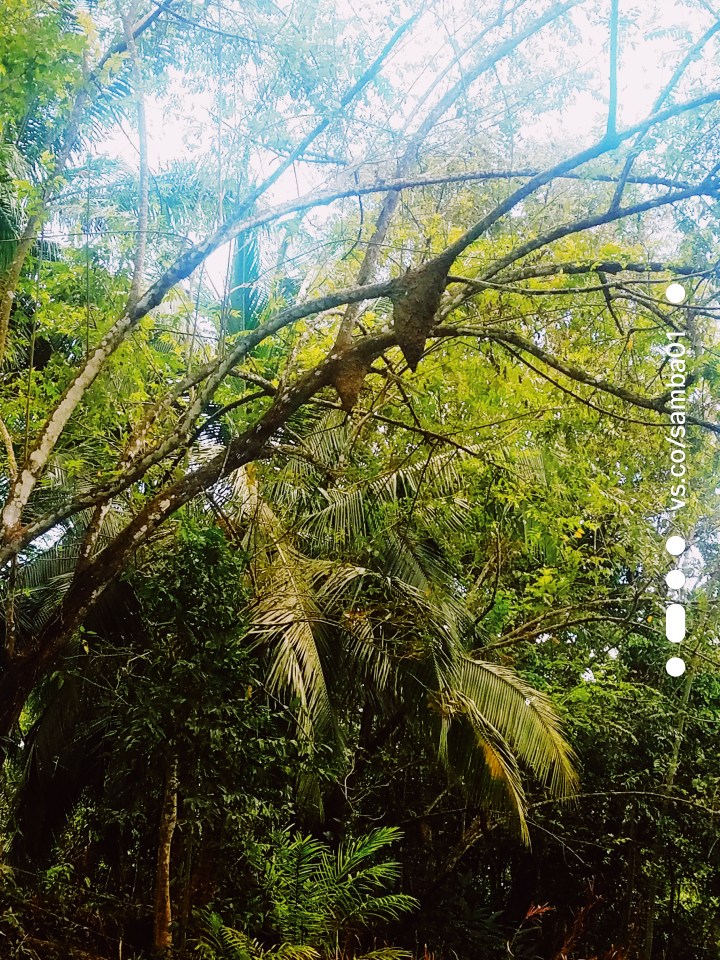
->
[666, 283, 686, 304]
[666, 535, 686, 556]
[665, 569, 686, 589]
[666, 657, 686, 677]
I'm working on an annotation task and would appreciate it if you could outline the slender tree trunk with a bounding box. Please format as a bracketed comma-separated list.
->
[0, 650, 44, 746]
[640, 871, 658, 960]
[153, 756, 178, 957]
[178, 827, 194, 954]
[620, 817, 638, 949]
[640, 660, 695, 960]
[664, 862, 676, 959]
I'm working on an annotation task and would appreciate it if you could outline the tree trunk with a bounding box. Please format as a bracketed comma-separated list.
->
[178, 829, 193, 954]
[620, 818, 638, 949]
[153, 756, 178, 957]
[0, 596, 100, 744]
[641, 661, 695, 960]
[640, 867, 659, 960]
[502, 847, 539, 928]
[0, 650, 44, 746]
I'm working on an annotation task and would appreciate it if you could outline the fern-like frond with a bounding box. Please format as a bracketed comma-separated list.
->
[258, 827, 416, 949]
[332, 827, 403, 881]
[356, 949, 413, 960]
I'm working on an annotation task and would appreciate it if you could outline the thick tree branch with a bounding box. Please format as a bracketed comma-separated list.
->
[437, 323, 720, 434]
[16, 91, 718, 537]
[26, 332, 397, 661]
[0, 418, 17, 480]
[5, 230, 718, 559]
[0, 280, 397, 559]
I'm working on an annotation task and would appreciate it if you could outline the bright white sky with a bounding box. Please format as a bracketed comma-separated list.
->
[102, 0, 707, 180]
[96, 0, 712, 286]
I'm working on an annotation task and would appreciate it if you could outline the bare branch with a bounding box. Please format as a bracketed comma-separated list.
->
[609, 16, 720, 210]
[237, 10, 423, 217]
[479, 181, 715, 282]
[334, 0, 583, 349]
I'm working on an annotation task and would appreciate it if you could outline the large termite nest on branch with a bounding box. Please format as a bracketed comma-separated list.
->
[391, 258, 449, 372]
[332, 354, 372, 413]
[331, 257, 449, 412]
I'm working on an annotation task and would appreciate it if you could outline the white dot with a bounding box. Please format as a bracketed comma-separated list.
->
[665, 569, 685, 589]
[666, 657, 686, 677]
[666, 535, 686, 556]
[666, 283, 686, 304]
[608, 647, 619, 659]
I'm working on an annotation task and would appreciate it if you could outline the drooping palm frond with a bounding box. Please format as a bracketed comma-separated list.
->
[355, 950, 413, 960]
[431, 685, 529, 838]
[222, 413, 578, 834]
[247, 545, 470, 743]
[425, 657, 579, 840]
[228, 461, 287, 557]
[502, 446, 549, 488]
[249, 546, 335, 740]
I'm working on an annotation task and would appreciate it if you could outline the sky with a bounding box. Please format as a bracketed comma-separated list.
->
[94, 0, 715, 311]
[101, 0, 709, 184]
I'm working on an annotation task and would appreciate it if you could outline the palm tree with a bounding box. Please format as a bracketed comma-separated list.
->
[217, 409, 578, 840]
[194, 827, 416, 960]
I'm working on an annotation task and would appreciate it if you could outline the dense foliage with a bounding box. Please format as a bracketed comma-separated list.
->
[1, 0, 720, 958]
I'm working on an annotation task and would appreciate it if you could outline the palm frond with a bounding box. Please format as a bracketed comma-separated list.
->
[195, 910, 319, 960]
[457, 657, 578, 799]
[258, 828, 417, 948]
[228, 229, 268, 334]
[248, 547, 334, 739]
[220, 412, 577, 843]
[436, 688, 529, 840]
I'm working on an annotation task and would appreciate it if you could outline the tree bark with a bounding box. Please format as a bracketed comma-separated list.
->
[152, 756, 178, 957]
[620, 818, 638, 950]
[0, 649, 46, 747]
[640, 659, 695, 960]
